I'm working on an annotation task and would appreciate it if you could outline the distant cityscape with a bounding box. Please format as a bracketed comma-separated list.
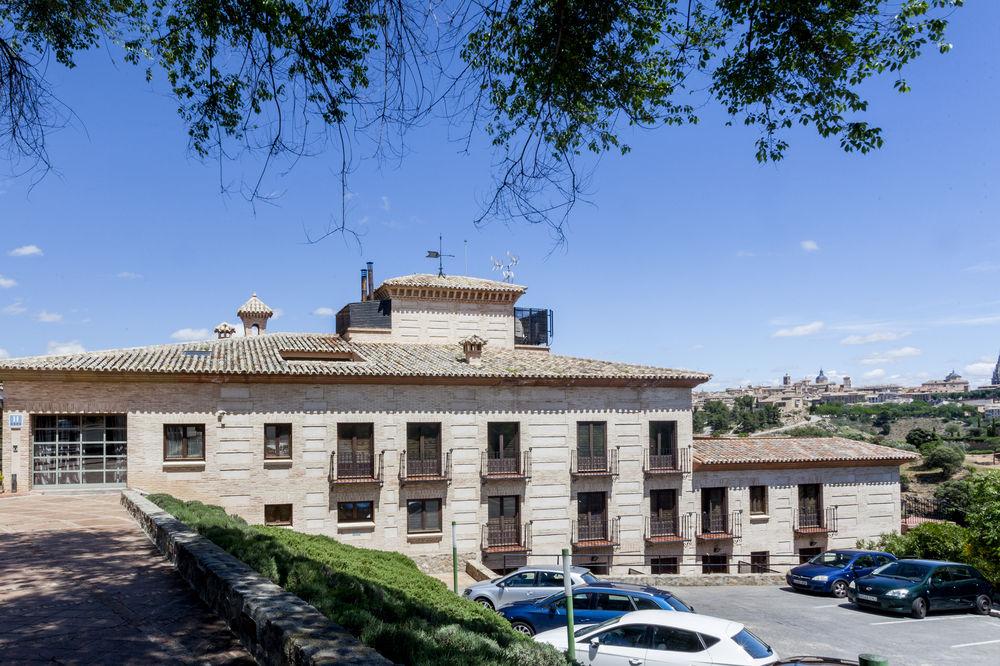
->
[694, 352, 1000, 423]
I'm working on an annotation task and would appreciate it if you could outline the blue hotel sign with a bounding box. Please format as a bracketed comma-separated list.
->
[8, 414, 23, 429]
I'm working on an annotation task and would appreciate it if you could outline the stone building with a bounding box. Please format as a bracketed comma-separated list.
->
[0, 270, 915, 575]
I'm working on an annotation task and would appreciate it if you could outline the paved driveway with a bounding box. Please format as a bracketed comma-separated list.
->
[672, 584, 1000, 665]
[0, 492, 252, 665]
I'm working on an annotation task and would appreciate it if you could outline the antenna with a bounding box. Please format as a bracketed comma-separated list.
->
[426, 234, 455, 277]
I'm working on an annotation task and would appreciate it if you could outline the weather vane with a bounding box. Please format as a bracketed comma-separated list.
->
[491, 252, 519, 282]
[426, 234, 455, 277]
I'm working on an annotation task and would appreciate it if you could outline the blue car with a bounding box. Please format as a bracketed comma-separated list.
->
[498, 583, 693, 636]
[787, 549, 897, 598]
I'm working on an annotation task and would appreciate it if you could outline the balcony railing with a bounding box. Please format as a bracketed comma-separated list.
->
[571, 516, 620, 548]
[481, 450, 531, 481]
[482, 521, 531, 553]
[644, 447, 690, 475]
[330, 451, 383, 485]
[644, 512, 688, 544]
[697, 510, 742, 541]
[398, 450, 452, 483]
[794, 506, 838, 535]
[570, 449, 618, 478]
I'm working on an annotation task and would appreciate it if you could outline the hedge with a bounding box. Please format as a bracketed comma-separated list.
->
[148, 494, 564, 666]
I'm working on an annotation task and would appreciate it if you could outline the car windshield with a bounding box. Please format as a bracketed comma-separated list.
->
[574, 616, 619, 638]
[873, 561, 931, 582]
[580, 573, 600, 584]
[732, 628, 772, 658]
[539, 591, 564, 606]
[808, 551, 854, 568]
[659, 594, 693, 612]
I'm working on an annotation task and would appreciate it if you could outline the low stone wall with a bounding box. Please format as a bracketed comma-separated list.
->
[121, 490, 391, 666]
[609, 573, 785, 587]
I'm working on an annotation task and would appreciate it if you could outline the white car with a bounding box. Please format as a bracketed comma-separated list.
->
[533, 609, 779, 666]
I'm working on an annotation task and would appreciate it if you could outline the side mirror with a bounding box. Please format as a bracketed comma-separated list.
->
[495, 581, 505, 588]
[589, 638, 601, 649]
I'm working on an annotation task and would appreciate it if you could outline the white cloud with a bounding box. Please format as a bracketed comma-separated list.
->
[380, 196, 391, 211]
[963, 262, 1000, 274]
[800, 240, 819, 252]
[312, 307, 336, 317]
[965, 361, 995, 376]
[860, 346, 922, 365]
[840, 331, 909, 345]
[935, 314, 1000, 327]
[271, 307, 284, 320]
[35, 310, 63, 323]
[170, 327, 212, 342]
[0, 348, 8, 359]
[116, 271, 143, 280]
[864, 368, 886, 379]
[9, 244, 42, 257]
[2, 300, 26, 315]
[0, 275, 16, 288]
[47, 340, 85, 355]
[772, 321, 824, 338]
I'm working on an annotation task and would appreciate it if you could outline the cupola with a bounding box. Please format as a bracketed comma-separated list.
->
[460, 335, 487, 366]
[214, 322, 236, 339]
[237, 293, 273, 336]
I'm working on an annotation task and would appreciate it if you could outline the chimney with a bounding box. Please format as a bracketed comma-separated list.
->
[366, 261, 375, 300]
[214, 322, 236, 339]
[460, 335, 487, 366]
[361, 268, 368, 302]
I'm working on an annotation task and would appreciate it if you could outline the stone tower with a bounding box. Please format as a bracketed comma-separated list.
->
[993, 351, 1000, 386]
[237, 293, 274, 336]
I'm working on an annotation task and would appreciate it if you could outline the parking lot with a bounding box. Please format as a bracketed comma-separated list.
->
[670, 584, 1000, 665]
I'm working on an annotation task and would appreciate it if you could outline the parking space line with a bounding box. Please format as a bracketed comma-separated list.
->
[952, 639, 1000, 649]
[869, 615, 983, 626]
[812, 603, 842, 608]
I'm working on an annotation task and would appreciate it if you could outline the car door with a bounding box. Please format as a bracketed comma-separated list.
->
[588, 593, 638, 625]
[579, 623, 650, 666]
[572, 591, 604, 626]
[928, 567, 956, 610]
[545, 591, 592, 633]
[645, 626, 714, 666]
[952, 567, 980, 608]
[498, 571, 538, 606]
[538, 571, 567, 596]
[850, 554, 876, 580]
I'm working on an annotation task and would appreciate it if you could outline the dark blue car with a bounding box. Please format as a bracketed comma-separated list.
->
[787, 549, 896, 598]
[497, 583, 693, 636]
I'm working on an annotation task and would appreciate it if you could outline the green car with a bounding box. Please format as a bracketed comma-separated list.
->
[847, 559, 995, 619]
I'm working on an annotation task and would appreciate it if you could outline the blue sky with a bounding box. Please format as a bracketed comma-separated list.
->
[2, 4, 999, 389]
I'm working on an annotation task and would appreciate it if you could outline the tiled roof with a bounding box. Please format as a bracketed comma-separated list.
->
[236, 293, 273, 317]
[693, 437, 918, 466]
[0, 332, 710, 384]
[374, 274, 526, 294]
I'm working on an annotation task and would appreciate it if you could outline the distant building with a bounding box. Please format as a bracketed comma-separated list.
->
[917, 371, 969, 394]
[815, 369, 829, 385]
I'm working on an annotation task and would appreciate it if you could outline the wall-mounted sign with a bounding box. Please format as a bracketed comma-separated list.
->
[8, 414, 23, 430]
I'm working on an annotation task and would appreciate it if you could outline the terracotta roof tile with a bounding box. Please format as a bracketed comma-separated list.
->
[0, 332, 710, 384]
[374, 274, 525, 294]
[693, 436, 918, 466]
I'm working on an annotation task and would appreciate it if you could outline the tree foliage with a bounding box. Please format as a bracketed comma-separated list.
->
[923, 442, 965, 478]
[1, 0, 963, 233]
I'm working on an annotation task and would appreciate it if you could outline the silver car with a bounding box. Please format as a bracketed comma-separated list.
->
[462, 566, 600, 610]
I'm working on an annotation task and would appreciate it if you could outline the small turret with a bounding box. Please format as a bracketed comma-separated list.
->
[237, 293, 274, 336]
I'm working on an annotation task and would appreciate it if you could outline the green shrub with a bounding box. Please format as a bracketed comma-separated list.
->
[147, 494, 563, 666]
[933, 478, 973, 525]
[900, 473, 911, 493]
[923, 443, 965, 478]
[857, 522, 968, 562]
[906, 427, 938, 449]
[965, 471, 1000, 587]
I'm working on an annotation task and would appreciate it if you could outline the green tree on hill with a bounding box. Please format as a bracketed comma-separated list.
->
[923, 443, 965, 479]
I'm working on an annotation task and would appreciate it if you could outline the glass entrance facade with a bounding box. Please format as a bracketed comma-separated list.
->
[32, 415, 127, 488]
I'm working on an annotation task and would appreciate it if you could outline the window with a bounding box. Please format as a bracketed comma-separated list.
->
[163, 424, 205, 461]
[553, 591, 591, 611]
[577, 422, 607, 461]
[505, 572, 537, 587]
[264, 503, 292, 526]
[701, 487, 727, 533]
[651, 556, 679, 575]
[750, 551, 770, 573]
[597, 624, 649, 648]
[649, 626, 705, 653]
[854, 555, 875, 569]
[264, 423, 292, 459]
[594, 593, 634, 612]
[649, 421, 677, 457]
[337, 423, 375, 477]
[487, 422, 519, 460]
[32, 414, 127, 487]
[407, 498, 442, 534]
[338, 500, 373, 523]
[798, 546, 822, 564]
[749, 486, 768, 515]
[798, 483, 822, 525]
[732, 629, 772, 659]
[633, 596, 661, 611]
[577, 492, 608, 541]
[537, 571, 564, 587]
[406, 423, 442, 476]
[702, 554, 728, 575]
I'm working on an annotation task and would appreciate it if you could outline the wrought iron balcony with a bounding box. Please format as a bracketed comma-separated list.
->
[570, 449, 618, 478]
[571, 516, 620, 548]
[481, 521, 531, 554]
[481, 450, 531, 481]
[697, 510, 742, 541]
[794, 506, 838, 535]
[330, 451, 383, 485]
[644, 513, 688, 544]
[643, 448, 690, 475]
[398, 450, 452, 484]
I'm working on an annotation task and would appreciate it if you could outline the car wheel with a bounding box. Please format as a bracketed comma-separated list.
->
[910, 597, 928, 619]
[831, 580, 848, 598]
[475, 597, 495, 611]
[510, 621, 534, 637]
[974, 594, 993, 615]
